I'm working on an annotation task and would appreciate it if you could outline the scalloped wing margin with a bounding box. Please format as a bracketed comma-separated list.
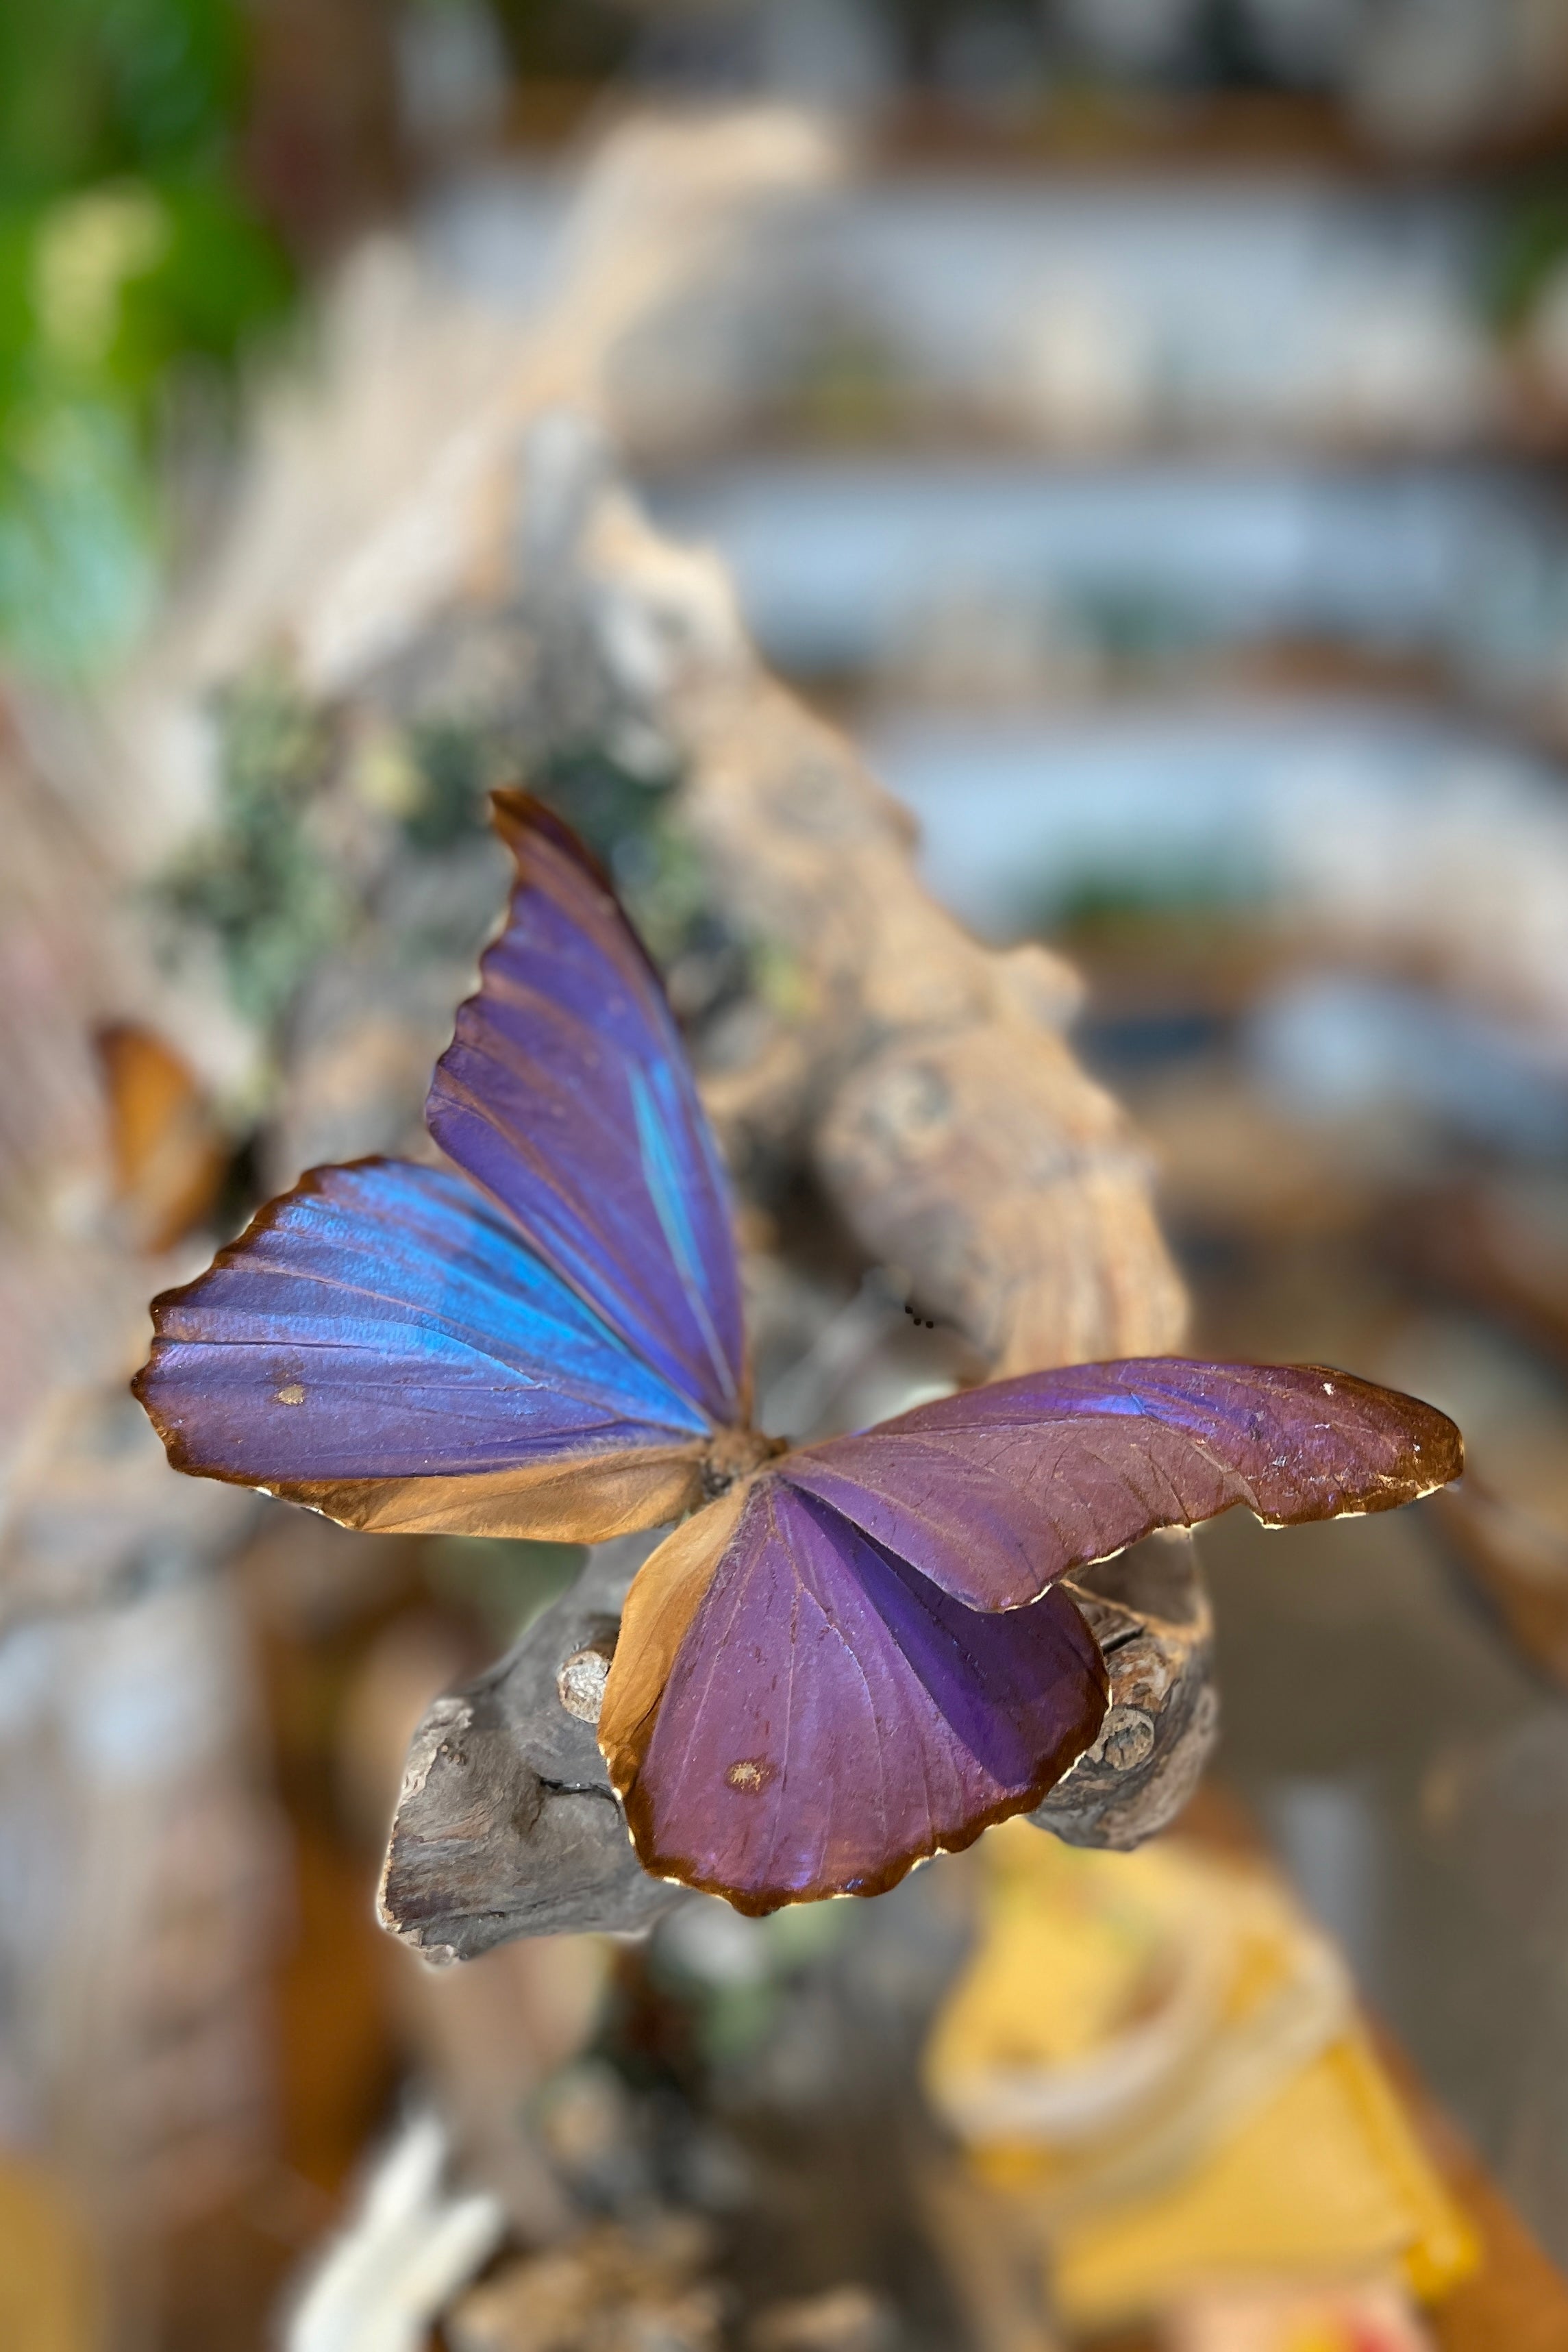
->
[600, 1474, 1109, 1915]
[782, 1359, 1463, 1611]
[134, 1156, 710, 1540]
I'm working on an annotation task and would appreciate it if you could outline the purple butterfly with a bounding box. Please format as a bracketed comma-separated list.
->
[134, 795, 1463, 1915]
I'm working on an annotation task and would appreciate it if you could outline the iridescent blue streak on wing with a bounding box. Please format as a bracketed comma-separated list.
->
[782, 1359, 1463, 1612]
[425, 795, 746, 1426]
[616, 1478, 1108, 1914]
[134, 1158, 710, 1488]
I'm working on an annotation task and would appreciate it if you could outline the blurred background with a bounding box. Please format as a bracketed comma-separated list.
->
[11, 4, 1568, 2349]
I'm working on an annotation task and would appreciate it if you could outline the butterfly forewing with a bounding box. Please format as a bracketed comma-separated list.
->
[134, 1158, 710, 1539]
[425, 794, 747, 1427]
[782, 1360, 1463, 1611]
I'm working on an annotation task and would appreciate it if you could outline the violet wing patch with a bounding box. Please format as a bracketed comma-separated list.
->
[135, 1158, 710, 1525]
[425, 795, 747, 1426]
[782, 1359, 1464, 1612]
[606, 1477, 1109, 1915]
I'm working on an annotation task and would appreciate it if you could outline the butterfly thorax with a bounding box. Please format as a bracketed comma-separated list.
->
[702, 1424, 788, 1500]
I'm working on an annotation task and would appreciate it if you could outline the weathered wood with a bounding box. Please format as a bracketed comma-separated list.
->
[1035, 1534, 1217, 1851]
[378, 1536, 683, 1957]
[673, 674, 1189, 1376]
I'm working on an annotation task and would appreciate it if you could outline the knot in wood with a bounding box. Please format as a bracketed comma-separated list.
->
[1095, 1705, 1156, 1775]
[557, 1646, 613, 1724]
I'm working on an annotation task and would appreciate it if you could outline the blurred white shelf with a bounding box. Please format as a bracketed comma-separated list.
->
[424, 156, 1530, 463]
[640, 453, 1568, 695]
[859, 691, 1567, 934]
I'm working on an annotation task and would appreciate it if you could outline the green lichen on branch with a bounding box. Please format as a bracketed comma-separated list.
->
[153, 665, 344, 1032]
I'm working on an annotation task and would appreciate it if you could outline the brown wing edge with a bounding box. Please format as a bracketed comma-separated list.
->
[135, 1326, 710, 1535]
[1245, 1364, 1464, 1522]
[129, 1155, 396, 1481]
[252, 1448, 707, 1541]
[488, 789, 669, 995]
[776, 1361, 1465, 1618]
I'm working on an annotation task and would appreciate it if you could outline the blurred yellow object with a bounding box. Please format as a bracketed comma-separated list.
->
[1050, 2027, 1473, 2330]
[1165, 2276, 1431, 2351]
[924, 1822, 1477, 2336]
[0, 2156, 100, 2352]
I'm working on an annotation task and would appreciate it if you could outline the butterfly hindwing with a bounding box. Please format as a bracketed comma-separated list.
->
[425, 793, 747, 1427]
[599, 1473, 1110, 1914]
[783, 1359, 1464, 1611]
[134, 1158, 711, 1539]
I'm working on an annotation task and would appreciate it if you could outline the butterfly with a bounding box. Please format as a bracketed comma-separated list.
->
[134, 794, 1463, 1916]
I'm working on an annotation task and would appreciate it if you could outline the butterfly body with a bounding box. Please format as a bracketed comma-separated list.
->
[699, 1422, 790, 1498]
[134, 793, 1463, 1916]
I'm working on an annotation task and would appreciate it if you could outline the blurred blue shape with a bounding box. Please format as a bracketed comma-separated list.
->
[1245, 969, 1568, 1152]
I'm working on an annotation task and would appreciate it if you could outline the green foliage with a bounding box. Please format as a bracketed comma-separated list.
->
[532, 739, 717, 967]
[0, 0, 245, 199]
[0, 395, 158, 670]
[111, 177, 291, 391]
[1047, 858, 1265, 931]
[155, 669, 344, 1030]
[0, 0, 292, 674]
[532, 739, 678, 865]
[399, 717, 497, 852]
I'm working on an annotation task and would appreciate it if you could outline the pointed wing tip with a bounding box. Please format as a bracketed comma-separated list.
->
[489, 787, 620, 900]
[1293, 1361, 1465, 1513]
[484, 788, 671, 998]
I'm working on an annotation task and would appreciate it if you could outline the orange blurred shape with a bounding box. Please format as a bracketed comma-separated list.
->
[0, 2156, 101, 2352]
[96, 1022, 229, 1253]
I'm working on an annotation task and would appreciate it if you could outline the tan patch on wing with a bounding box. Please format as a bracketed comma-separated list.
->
[598, 1478, 751, 1800]
[266, 1444, 707, 1541]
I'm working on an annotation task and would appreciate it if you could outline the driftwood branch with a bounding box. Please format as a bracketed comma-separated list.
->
[675, 676, 1189, 1375]
[379, 1537, 682, 1957]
